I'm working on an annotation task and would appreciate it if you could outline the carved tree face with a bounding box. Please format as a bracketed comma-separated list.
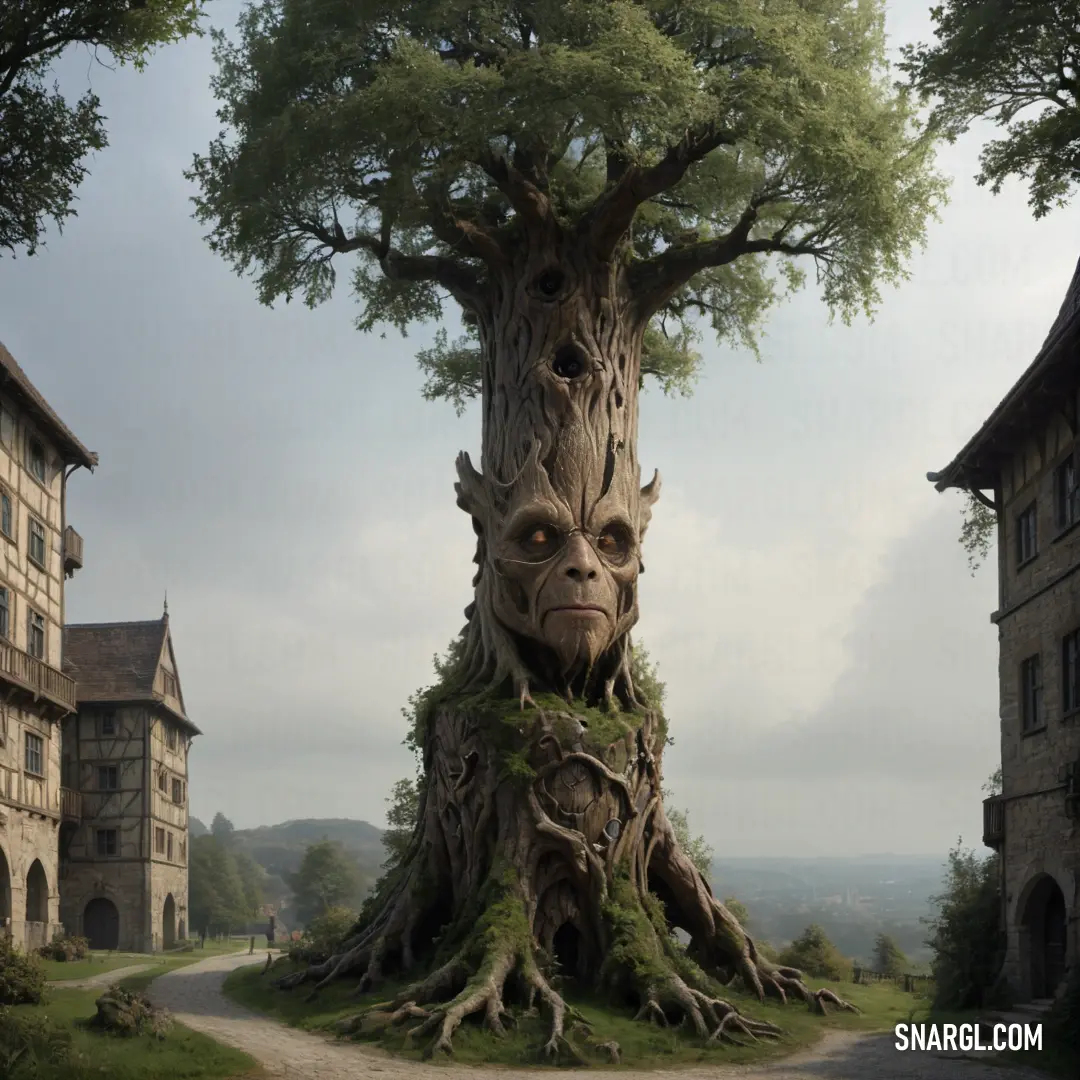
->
[493, 494, 640, 674]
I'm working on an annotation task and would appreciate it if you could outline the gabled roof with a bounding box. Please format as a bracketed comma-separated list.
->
[63, 615, 200, 734]
[929, 256, 1080, 493]
[0, 340, 97, 470]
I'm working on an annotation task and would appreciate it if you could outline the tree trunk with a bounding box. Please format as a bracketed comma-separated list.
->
[279, 235, 853, 1057]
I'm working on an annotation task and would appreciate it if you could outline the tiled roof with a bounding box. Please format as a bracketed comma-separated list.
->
[0, 340, 97, 469]
[930, 256, 1080, 492]
[63, 617, 199, 733]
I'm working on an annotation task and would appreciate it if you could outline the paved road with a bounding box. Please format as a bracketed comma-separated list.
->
[147, 952, 1050, 1079]
[49, 962, 155, 990]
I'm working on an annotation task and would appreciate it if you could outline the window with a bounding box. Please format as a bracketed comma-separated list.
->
[98, 765, 118, 790]
[98, 712, 116, 737]
[1020, 655, 1044, 731]
[0, 407, 14, 448]
[1016, 503, 1037, 565]
[172, 777, 185, 804]
[167, 832, 174, 860]
[96, 829, 118, 857]
[155, 827, 166, 855]
[24, 731, 43, 775]
[157, 767, 167, 793]
[1055, 454, 1080, 529]
[28, 518, 45, 568]
[0, 491, 11, 539]
[27, 609, 44, 659]
[27, 437, 45, 484]
[162, 669, 178, 699]
[180, 839, 187, 864]
[165, 721, 177, 751]
[0, 587, 9, 640]
[1065, 630, 1080, 714]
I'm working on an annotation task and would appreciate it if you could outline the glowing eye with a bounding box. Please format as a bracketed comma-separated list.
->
[519, 525, 559, 557]
[597, 527, 631, 561]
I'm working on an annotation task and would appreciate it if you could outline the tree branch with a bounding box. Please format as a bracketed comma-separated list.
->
[472, 148, 554, 232]
[585, 124, 736, 261]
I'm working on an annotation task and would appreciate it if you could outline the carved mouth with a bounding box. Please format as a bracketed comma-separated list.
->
[546, 605, 607, 616]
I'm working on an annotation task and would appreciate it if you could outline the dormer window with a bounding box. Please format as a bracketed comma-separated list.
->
[27, 437, 45, 484]
[162, 669, 177, 699]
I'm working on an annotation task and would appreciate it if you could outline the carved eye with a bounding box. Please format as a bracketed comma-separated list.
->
[552, 343, 587, 380]
[597, 524, 633, 564]
[519, 524, 561, 559]
[535, 268, 564, 297]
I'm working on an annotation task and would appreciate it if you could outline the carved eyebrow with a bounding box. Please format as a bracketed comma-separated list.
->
[502, 502, 573, 541]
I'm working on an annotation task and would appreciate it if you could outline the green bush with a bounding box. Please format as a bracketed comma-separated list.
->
[0, 1007, 71, 1076]
[38, 933, 90, 962]
[0, 937, 46, 1006]
[288, 906, 357, 966]
[924, 842, 1004, 1010]
[777, 924, 852, 982]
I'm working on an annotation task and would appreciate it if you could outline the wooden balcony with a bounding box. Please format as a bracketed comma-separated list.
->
[63, 525, 83, 576]
[60, 787, 81, 822]
[983, 795, 1005, 849]
[0, 640, 76, 712]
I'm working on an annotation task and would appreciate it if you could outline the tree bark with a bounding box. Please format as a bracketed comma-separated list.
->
[279, 229, 854, 1057]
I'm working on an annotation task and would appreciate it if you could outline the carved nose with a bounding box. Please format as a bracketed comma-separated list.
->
[563, 534, 599, 581]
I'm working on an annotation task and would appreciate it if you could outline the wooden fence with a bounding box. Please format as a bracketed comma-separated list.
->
[852, 967, 933, 993]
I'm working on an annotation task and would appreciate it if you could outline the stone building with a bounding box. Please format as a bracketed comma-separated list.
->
[930, 259, 1080, 1002]
[0, 342, 96, 951]
[59, 611, 198, 951]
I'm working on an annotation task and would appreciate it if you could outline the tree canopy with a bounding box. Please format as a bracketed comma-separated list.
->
[0, 1, 205, 255]
[288, 839, 363, 926]
[189, 834, 263, 935]
[902, 0, 1080, 218]
[872, 932, 907, 976]
[191, 0, 943, 397]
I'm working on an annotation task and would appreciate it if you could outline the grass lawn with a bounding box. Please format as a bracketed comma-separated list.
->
[42, 938, 257, 983]
[224, 957, 921, 1068]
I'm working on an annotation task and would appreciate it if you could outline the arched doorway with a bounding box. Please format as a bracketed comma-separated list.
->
[0, 846, 10, 933]
[1022, 875, 1068, 998]
[83, 897, 120, 951]
[163, 894, 176, 950]
[25, 860, 48, 923]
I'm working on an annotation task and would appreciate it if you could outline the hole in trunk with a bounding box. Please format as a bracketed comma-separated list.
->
[535, 268, 564, 297]
[552, 344, 588, 380]
[553, 922, 581, 981]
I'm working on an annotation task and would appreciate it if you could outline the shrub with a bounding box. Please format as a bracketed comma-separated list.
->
[923, 842, 1004, 1010]
[777, 924, 852, 982]
[38, 933, 89, 962]
[0, 1007, 71, 1076]
[288, 906, 357, 966]
[872, 933, 908, 977]
[92, 987, 174, 1038]
[0, 938, 46, 1006]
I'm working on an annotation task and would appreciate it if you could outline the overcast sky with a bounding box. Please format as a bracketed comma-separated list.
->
[0, 0, 1074, 856]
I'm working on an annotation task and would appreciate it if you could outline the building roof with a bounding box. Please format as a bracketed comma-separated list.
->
[0, 340, 97, 470]
[929, 256, 1080, 493]
[63, 615, 200, 734]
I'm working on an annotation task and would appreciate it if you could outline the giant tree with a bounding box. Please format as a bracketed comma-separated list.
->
[0, 1, 206, 255]
[191, 0, 942, 1056]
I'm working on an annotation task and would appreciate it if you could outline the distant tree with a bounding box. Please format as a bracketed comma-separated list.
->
[902, 0, 1080, 219]
[189, 835, 249, 936]
[233, 850, 267, 918]
[382, 778, 419, 869]
[0, 1, 205, 255]
[873, 932, 908, 976]
[924, 840, 1004, 1009]
[289, 839, 362, 927]
[663, 797, 714, 882]
[778, 924, 852, 982]
[983, 768, 1003, 797]
[724, 897, 750, 928]
[211, 812, 235, 844]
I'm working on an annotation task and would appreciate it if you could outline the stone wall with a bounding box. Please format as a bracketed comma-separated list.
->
[0, 804, 62, 951]
[60, 859, 149, 952]
[997, 412, 1080, 997]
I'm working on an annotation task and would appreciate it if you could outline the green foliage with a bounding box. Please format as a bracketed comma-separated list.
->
[288, 906, 358, 966]
[191, 0, 944, 389]
[0, 1007, 71, 1076]
[983, 767, 1003, 796]
[0, 1, 205, 255]
[958, 490, 996, 574]
[630, 643, 666, 710]
[923, 840, 1004, 1009]
[91, 986, 174, 1038]
[381, 777, 420, 869]
[189, 834, 260, 935]
[724, 896, 750, 927]
[901, 0, 1080, 217]
[37, 934, 89, 963]
[210, 812, 235, 843]
[872, 932, 908, 977]
[662, 792, 714, 881]
[777, 924, 852, 981]
[289, 839, 363, 926]
[0, 937, 46, 1006]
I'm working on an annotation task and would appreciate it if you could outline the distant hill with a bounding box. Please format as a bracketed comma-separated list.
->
[189, 817, 209, 838]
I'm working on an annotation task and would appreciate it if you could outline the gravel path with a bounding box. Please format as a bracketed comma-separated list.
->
[49, 962, 155, 990]
[147, 952, 1051, 1080]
